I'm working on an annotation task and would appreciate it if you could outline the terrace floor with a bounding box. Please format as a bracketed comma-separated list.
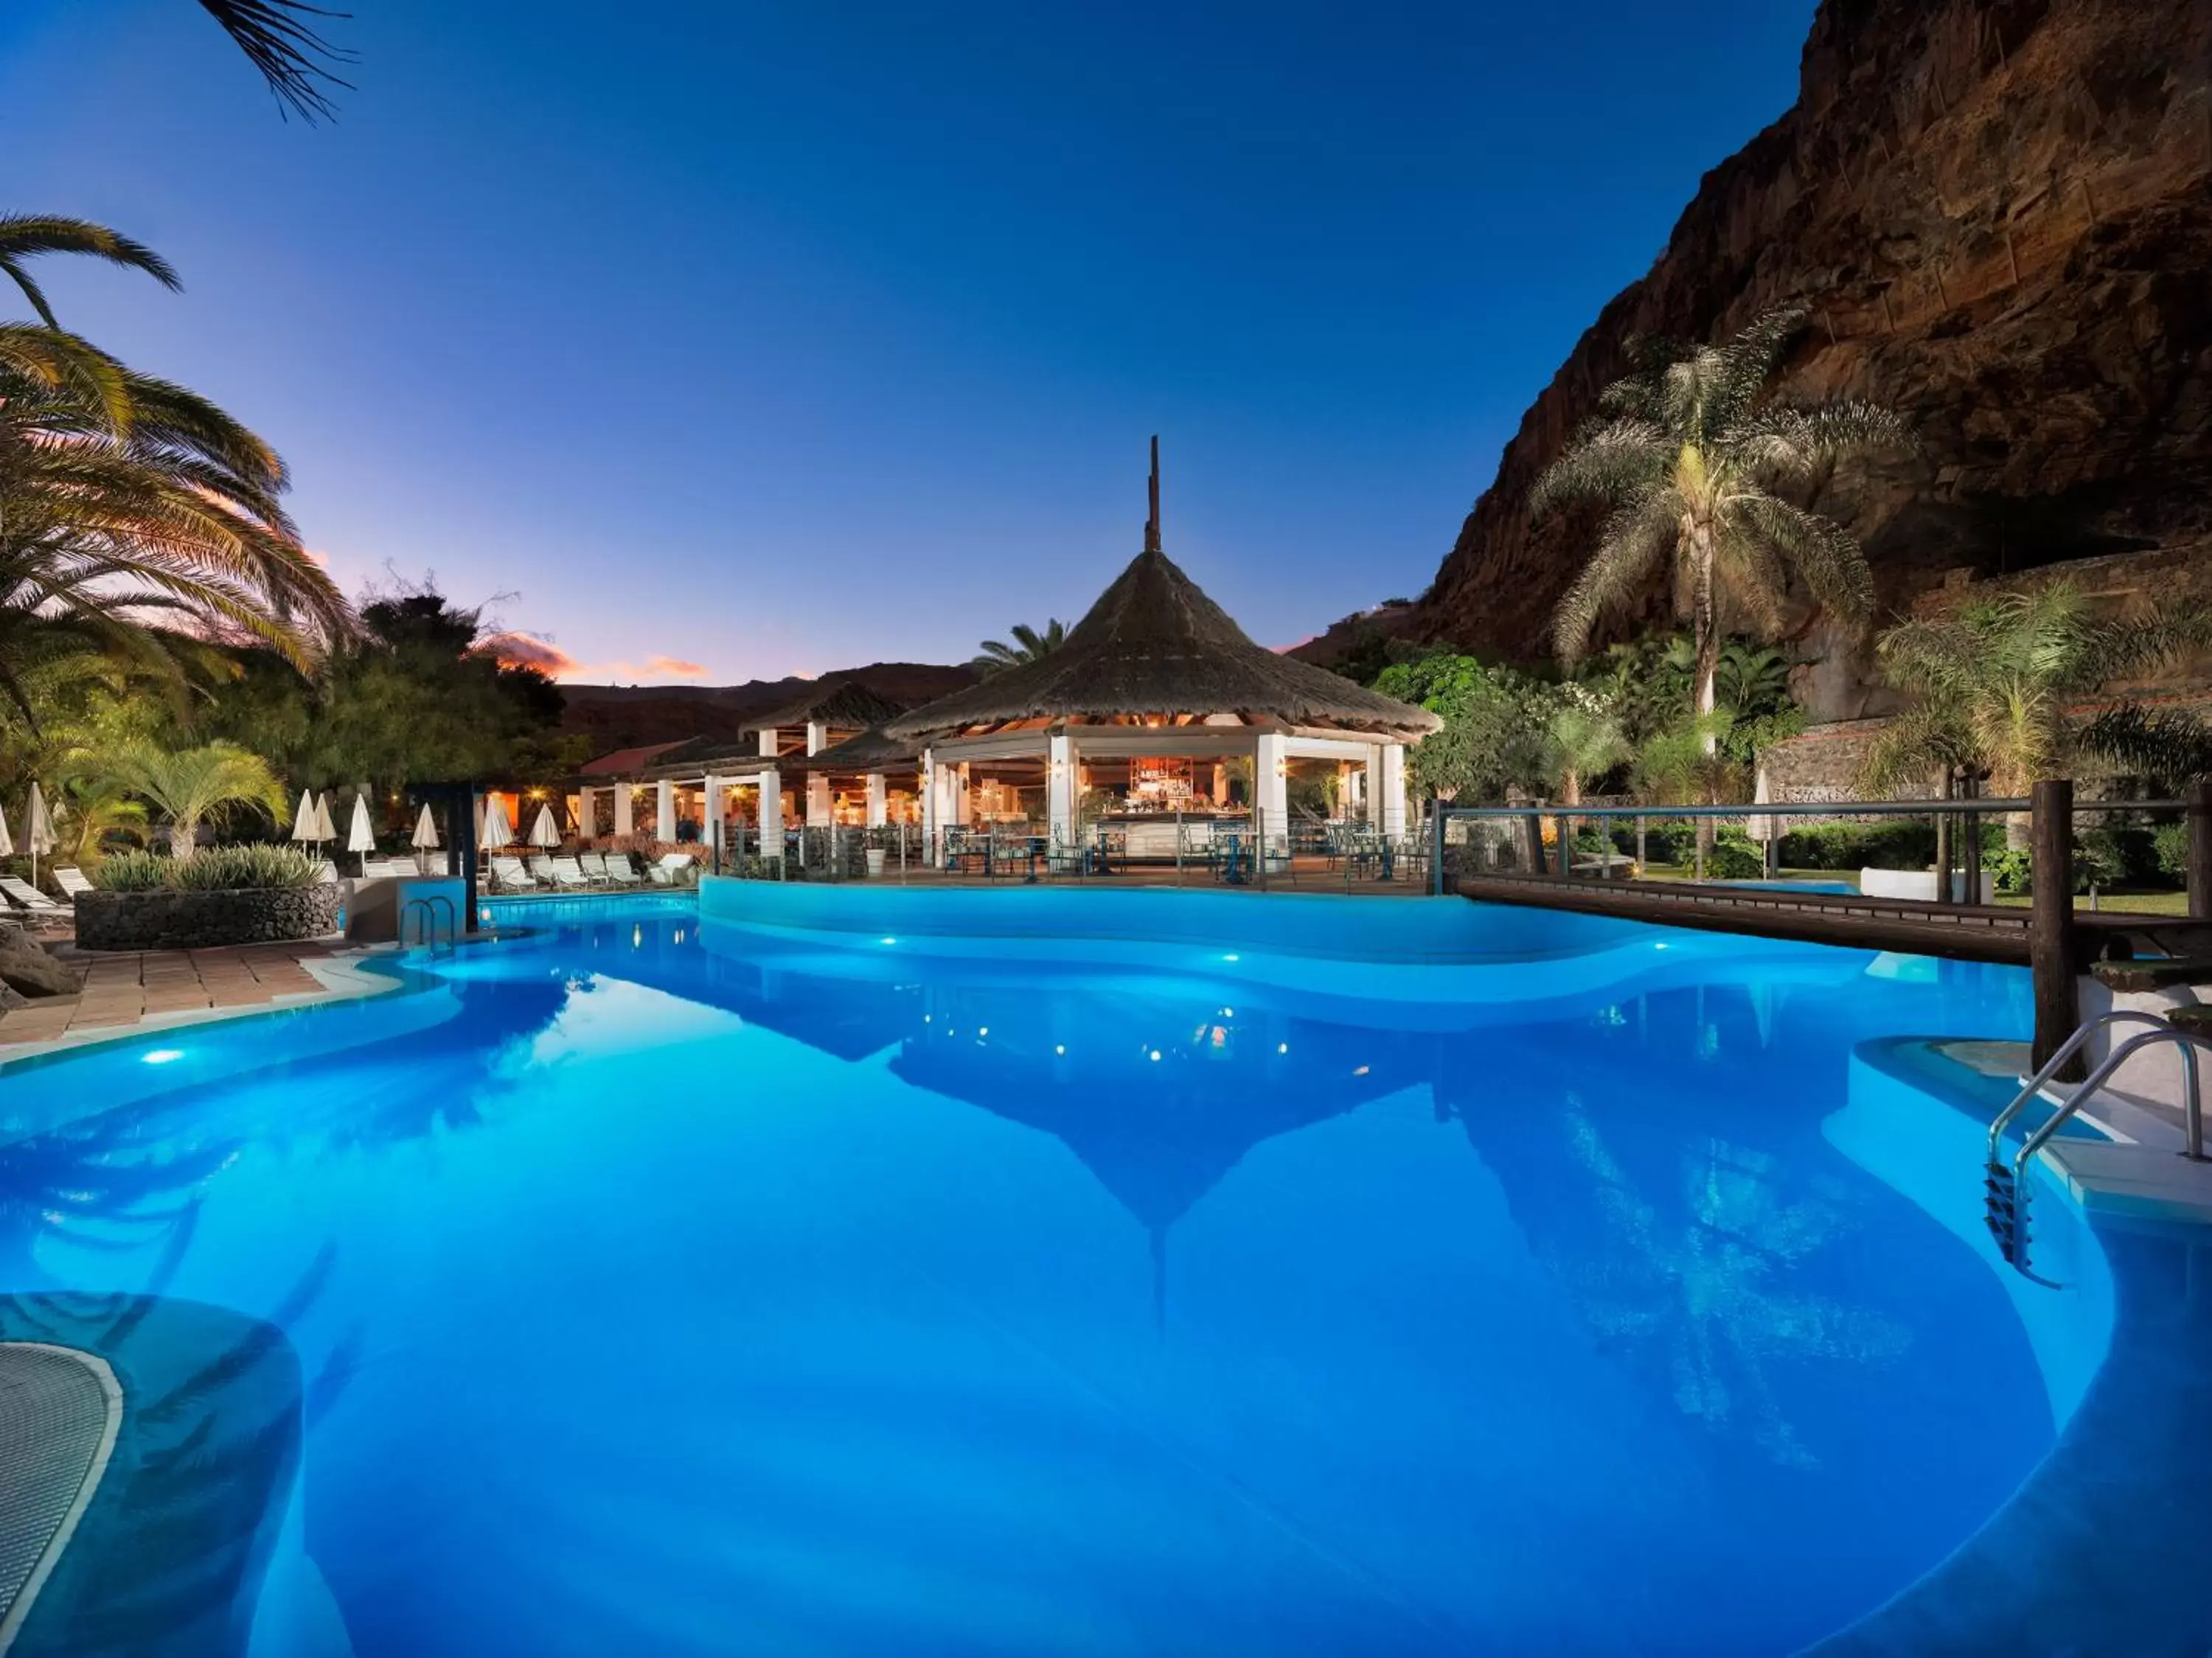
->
[0, 939, 385, 1052]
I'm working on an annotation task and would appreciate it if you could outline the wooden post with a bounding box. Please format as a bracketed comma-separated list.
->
[1522, 809, 1544, 875]
[1934, 769, 1954, 903]
[2188, 779, 2212, 920]
[2031, 779, 2080, 1077]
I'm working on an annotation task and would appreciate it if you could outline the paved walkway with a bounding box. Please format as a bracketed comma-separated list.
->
[0, 940, 361, 1050]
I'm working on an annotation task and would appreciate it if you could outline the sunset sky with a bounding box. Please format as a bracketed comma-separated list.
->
[2, 0, 1814, 684]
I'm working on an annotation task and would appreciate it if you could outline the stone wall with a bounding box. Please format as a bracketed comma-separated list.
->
[74, 886, 343, 954]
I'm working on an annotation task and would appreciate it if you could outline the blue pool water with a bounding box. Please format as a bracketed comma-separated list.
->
[0, 889, 2126, 1656]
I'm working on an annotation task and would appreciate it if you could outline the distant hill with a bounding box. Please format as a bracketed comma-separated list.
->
[557, 662, 978, 753]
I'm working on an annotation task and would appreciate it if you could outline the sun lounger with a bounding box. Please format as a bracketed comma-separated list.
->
[647, 852, 697, 887]
[546, 856, 594, 890]
[490, 856, 542, 892]
[601, 852, 642, 886]
[0, 875, 66, 915]
[51, 866, 94, 898]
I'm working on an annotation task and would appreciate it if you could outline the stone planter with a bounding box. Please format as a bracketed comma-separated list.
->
[865, 848, 888, 878]
[72, 884, 344, 953]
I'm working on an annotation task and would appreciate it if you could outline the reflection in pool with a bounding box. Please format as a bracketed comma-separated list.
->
[0, 892, 2121, 1657]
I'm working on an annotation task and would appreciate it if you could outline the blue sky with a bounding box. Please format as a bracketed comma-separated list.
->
[1, 0, 1815, 682]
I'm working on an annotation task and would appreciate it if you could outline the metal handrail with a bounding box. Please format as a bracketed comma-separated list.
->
[1986, 1009, 2198, 1166]
[401, 894, 457, 950]
[2011, 1027, 2209, 1179]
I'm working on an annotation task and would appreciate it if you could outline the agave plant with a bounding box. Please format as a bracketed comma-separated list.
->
[85, 742, 290, 854]
[970, 619, 1066, 676]
[1534, 306, 1912, 752]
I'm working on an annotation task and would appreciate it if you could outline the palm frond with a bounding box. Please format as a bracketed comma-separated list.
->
[0, 215, 181, 310]
[1529, 418, 1670, 519]
[195, 0, 356, 123]
[1728, 490, 1874, 620]
[2079, 704, 2212, 783]
[1552, 493, 1679, 666]
[1705, 305, 1806, 435]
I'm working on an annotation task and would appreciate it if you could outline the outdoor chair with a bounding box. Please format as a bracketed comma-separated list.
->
[600, 852, 640, 886]
[50, 866, 94, 898]
[0, 875, 66, 915]
[648, 852, 697, 887]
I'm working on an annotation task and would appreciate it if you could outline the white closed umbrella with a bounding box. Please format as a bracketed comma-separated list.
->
[1746, 765, 1774, 844]
[290, 788, 318, 847]
[0, 801, 13, 860]
[411, 802, 441, 874]
[528, 802, 560, 854]
[313, 791, 338, 847]
[346, 792, 376, 874]
[25, 783, 52, 887]
[480, 794, 514, 850]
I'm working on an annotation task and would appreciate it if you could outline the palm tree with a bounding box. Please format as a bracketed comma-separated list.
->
[970, 618, 1066, 677]
[1863, 583, 2212, 797]
[88, 742, 288, 853]
[1631, 712, 1737, 876]
[0, 219, 350, 726]
[1534, 305, 1911, 752]
[1540, 701, 1628, 808]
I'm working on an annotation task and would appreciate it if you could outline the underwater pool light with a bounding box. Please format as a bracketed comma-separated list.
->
[142, 1049, 185, 1065]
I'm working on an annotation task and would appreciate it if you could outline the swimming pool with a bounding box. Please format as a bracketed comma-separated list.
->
[0, 886, 2189, 1656]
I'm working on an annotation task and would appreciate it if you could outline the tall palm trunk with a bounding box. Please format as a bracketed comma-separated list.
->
[1687, 518, 1719, 875]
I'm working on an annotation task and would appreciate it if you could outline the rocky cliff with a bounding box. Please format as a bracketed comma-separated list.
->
[1413, 0, 2212, 720]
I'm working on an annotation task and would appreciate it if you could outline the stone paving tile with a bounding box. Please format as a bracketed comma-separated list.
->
[0, 938, 359, 1049]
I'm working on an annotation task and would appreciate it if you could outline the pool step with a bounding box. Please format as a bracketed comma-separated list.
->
[1983, 1160, 2029, 1267]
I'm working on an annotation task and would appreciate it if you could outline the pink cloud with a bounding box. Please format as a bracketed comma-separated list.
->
[478, 632, 712, 684]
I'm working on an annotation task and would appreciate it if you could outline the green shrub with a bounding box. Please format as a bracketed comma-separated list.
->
[1705, 834, 1765, 879]
[1775, 821, 1944, 871]
[91, 850, 169, 892]
[2080, 823, 2165, 887]
[1989, 846, 2031, 895]
[2156, 822, 2190, 878]
[91, 844, 321, 893]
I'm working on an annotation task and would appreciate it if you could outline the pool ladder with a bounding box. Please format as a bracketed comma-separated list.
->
[1983, 1010, 2209, 1274]
[401, 895, 458, 955]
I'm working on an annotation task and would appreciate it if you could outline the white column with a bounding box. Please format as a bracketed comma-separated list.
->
[758, 766, 782, 854]
[954, 762, 973, 825]
[757, 728, 778, 759]
[1046, 732, 1075, 847]
[1380, 743, 1408, 836]
[577, 787, 597, 841]
[807, 771, 832, 827]
[1362, 749, 1381, 825]
[866, 772, 888, 828]
[704, 776, 723, 861]
[1256, 733, 1289, 840]
[655, 778, 675, 843]
[920, 750, 938, 844]
[613, 781, 634, 839]
[806, 721, 828, 756]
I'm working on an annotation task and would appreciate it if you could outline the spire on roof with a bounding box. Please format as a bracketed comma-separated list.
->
[1144, 434, 1162, 554]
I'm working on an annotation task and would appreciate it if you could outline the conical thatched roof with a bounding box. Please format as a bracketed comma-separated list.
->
[884, 546, 1441, 740]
